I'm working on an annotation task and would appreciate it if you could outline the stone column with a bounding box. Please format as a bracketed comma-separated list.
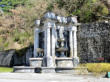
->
[69, 30, 74, 57]
[73, 30, 77, 58]
[44, 27, 54, 67]
[45, 28, 51, 57]
[52, 27, 56, 66]
[34, 28, 39, 57]
[73, 26, 79, 67]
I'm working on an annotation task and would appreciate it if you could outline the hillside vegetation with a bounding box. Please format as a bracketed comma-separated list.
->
[0, 0, 109, 51]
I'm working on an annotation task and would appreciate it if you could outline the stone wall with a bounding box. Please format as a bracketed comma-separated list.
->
[78, 21, 110, 63]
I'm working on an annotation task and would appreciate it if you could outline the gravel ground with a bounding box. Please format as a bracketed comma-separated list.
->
[0, 73, 109, 82]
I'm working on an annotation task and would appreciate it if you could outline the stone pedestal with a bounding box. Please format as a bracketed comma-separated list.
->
[73, 57, 79, 67]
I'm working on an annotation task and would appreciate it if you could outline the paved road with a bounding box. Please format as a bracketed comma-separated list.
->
[0, 73, 109, 82]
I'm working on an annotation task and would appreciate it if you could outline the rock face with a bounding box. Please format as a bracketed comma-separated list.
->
[0, 46, 33, 67]
[0, 49, 15, 67]
[12, 46, 33, 66]
[78, 21, 110, 63]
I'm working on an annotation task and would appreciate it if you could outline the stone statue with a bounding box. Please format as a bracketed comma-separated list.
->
[55, 26, 66, 57]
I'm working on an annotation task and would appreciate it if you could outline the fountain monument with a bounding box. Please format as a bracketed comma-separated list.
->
[14, 12, 80, 73]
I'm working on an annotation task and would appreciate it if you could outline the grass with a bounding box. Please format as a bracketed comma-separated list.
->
[80, 63, 110, 74]
[0, 67, 13, 72]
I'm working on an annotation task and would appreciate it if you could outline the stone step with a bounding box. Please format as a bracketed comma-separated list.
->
[13, 66, 87, 74]
[56, 67, 88, 74]
[41, 67, 55, 73]
[13, 66, 36, 73]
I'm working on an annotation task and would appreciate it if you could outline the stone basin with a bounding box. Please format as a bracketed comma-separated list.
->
[55, 57, 74, 68]
[36, 48, 44, 53]
[57, 38, 65, 42]
[29, 58, 43, 67]
[56, 48, 68, 52]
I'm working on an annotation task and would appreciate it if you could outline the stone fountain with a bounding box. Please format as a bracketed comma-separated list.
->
[14, 12, 80, 73]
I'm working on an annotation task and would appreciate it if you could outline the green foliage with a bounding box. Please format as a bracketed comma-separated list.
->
[55, 0, 84, 13]
[47, 3, 54, 11]
[0, 38, 4, 51]
[0, 0, 27, 11]
[4, 42, 9, 48]
[53, 0, 109, 22]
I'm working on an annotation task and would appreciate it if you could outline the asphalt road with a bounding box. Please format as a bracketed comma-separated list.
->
[0, 73, 109, 82]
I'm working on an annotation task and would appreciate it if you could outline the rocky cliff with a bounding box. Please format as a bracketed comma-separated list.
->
[78, 21, 110, 63]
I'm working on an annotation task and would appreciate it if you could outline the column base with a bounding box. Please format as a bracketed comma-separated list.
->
[43, 56, 54, 67]
[73, 57, 79, 67]
[42, 67, 55, 73]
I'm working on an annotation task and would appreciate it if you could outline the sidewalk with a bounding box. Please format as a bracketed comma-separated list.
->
[0, 73, 109, 82]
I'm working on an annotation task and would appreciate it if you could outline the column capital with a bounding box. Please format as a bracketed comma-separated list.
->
[35, 20, 40, 26]
[44, 22, 56, 28]
[35, 28, 40, 32]
[68, 26, 77, 31]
